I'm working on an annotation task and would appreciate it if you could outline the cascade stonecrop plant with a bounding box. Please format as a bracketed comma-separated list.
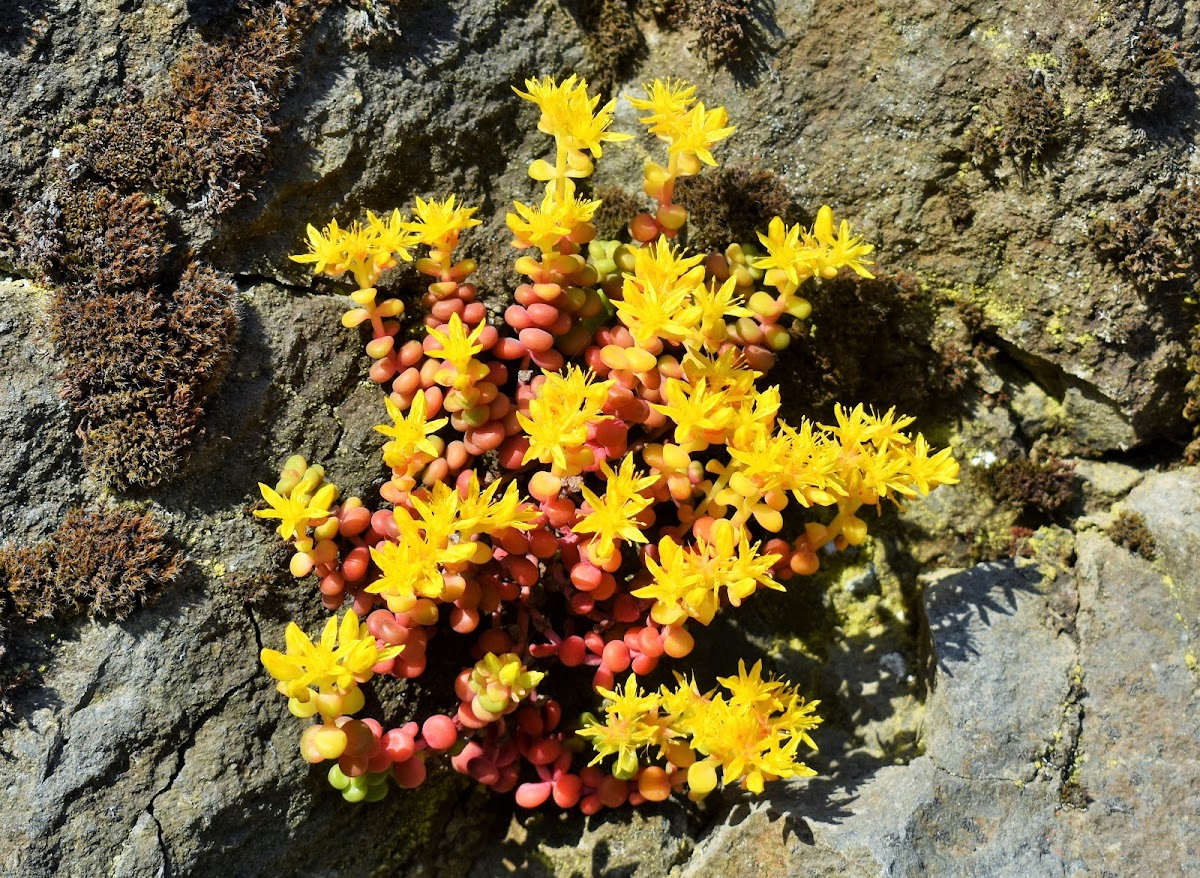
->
[255, 74, 958, 810]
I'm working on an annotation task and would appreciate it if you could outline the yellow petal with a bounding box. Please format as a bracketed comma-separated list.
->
[284, 621, 312, 656]
[320, 615, 339, 650]
[261, 649, 303, 682]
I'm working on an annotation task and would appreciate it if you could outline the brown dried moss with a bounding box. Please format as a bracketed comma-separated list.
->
[0, 540, 69, 622]
[1185, 323, 1200, 463]
[1091, 181, 1200, 458]
[71, 3, 311, 214]
[591, 185, 646, 241]
[0, 507, 182, 622]
[0, 634, 31, 727]
[660, 0, 759, 65]
[1106, 510, 1156, 560]
[581, 0, 644, 99]
[1121, 26, 1179, 116]
[997, 74, 1065, 173]
[51, 263, 239, 487]
[1092, 181, 1200, 295]
[673, 164, 794, 253]
[57, 186, 171, 289]
[12, 2, 312, 487]
[774, 269, 976, 424]
[984, 457, 1078, 517]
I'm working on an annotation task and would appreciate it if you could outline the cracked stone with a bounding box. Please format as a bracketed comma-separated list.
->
[1049, 530, 1200, 874]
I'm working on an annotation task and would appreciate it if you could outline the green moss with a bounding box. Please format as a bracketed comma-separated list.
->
[827, 551, 911, 641]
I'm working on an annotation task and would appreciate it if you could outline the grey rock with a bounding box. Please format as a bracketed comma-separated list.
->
[716, 471, 1200, 878]
[1074, 460, 1146, 505]
[921, 562, 1076, 783]
[0, 282, 83, 539]
[1050, 531, 1200, 875]
[1123, 468, 1200, 635]
[3, 0, 1200, 874]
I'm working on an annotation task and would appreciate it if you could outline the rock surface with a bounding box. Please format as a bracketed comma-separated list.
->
[663, 470, 1200, 878]
[1, 0, 1199, 876]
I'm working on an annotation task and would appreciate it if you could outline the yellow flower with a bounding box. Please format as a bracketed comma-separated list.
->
[696, 520, 783, 607]
[506, 192, 573, 251]
[632, 535, 713, 626]
[451, 474, 539, 539]
[366, 209, 420, 264]
[666, 102, 736, 170]
[513, 74, 631, 159]
[903, 433, 960, 495]
[630, 238, 707, 292]
[632, 524, 780, 626]
[518, 366, 613, 477]
[616, 240, 706, 346]
[717, 660, 788, 713]
[407, 195, 481, 251]
[650, 377, 731, 449]
[468, 652, 545, 719]
[425, 313, 488, 387]
[752, 216, 817, 290]
[573, 454, 658, 563]
[555, 190, 604, 228]
[290, 211, 417, 289]
[681, 347, 761, 405]
[375, 392, 448, 474]
[693, 276, 751, 349]
[289, 219, 348, 276]
[253, 482, 333, 541]
[811, 205, 875, 279]
[367, 500, 479, 611]
[628, 78, 698, 138]
[616, 276, 703, 347]
[576, 675, 664, 778]
[660, 664, 821, 797]
[260, 611, 403, 700]
[753, 207, 875, 290]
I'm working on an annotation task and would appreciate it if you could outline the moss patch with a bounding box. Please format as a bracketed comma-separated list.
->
[0, 505, 183, 622]
[580, 0, 645, 99]
[69, 2, 316, 215]
[51, 262, 239, 487]
[12, 1, 326, 486]
[775, 269, 978, 425]
[672, 164, 796, 254]
[1106, 510, 1156, 561]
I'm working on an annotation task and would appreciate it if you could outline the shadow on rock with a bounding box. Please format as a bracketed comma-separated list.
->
[921, 562, 1040, 677]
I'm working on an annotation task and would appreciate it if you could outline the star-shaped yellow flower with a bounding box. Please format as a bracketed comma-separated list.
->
[572, 454, 657, 563]
[253, 482, 332, 541]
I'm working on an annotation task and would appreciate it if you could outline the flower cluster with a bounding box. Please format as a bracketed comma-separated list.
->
[258, 75, 958, 809]
[576, 661, 821, 799]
